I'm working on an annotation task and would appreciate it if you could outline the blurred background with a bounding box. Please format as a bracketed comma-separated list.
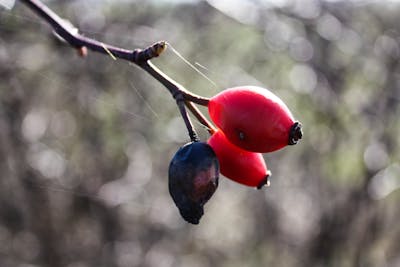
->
[1, 0, 400, 266]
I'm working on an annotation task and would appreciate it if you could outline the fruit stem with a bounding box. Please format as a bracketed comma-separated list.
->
[183, 94, 210, 106]
[185, 102, 217, 134]
[288, 121, 303, 145]
[176, 96, 199, 142]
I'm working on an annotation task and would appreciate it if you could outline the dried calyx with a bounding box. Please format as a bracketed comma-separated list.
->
[289, 122, 303, 145]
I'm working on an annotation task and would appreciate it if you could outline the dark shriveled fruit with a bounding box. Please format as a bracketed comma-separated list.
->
[168, 142, 219, 224]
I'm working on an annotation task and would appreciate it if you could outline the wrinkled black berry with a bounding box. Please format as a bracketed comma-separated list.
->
[168, 142, 219, 224]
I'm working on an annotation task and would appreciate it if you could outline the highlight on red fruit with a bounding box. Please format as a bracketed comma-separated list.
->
[208, 86, 303, 153]
[207, 130, 270, 189]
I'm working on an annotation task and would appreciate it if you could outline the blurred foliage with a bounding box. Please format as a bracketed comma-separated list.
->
[0, 0, 400, 266]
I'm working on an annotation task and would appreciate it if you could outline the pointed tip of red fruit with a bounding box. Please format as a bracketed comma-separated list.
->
[288, 121, 303, 145]
[256, 170, 271, 189]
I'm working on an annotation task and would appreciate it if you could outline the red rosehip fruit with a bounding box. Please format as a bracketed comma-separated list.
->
[207, 130, 270, 189]
[208, 86, 302, 153]
[168, 141, 219, 224]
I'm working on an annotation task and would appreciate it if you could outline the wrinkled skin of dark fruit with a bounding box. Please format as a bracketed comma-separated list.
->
[168, 142, 219, 224]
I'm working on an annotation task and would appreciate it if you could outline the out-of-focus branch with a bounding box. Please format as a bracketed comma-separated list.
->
[19, 0, 215, 140]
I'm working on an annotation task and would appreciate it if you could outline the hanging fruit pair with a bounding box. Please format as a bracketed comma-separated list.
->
[206, 86, 302, 188]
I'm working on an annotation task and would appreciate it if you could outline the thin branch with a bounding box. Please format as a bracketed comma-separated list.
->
[140, 61, 184, 99]
[140, 61, 210, 105]
[20, 0, 214, 139]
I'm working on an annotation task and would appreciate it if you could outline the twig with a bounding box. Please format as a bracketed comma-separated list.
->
[19, 0, 214, 140]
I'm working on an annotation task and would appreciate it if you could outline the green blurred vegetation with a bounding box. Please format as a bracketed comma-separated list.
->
[0, 0, 400, 266]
